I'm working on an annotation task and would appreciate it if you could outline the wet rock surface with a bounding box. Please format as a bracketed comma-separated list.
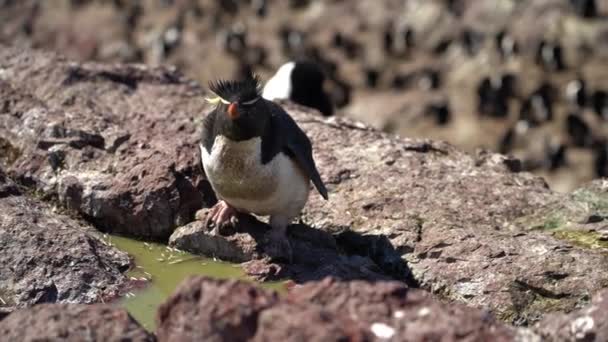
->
[156, 276, 518, 342]
[0, 165, 130, 311]
[0, 304, 154, 341]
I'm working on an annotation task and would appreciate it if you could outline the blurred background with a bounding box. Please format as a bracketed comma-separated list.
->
[2, 0, 608, 192]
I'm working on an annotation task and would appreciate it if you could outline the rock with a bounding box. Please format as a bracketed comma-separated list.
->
[534, 289, 608, 341]
[156, 276, 519, 342]
[252, 302, 369, 342]
[170, 209, 402, 283]
[0, 304, 154, 341]
[290, 278, 521, 341]
[169, 219, 260, 263]
[293, 110, 608, 325]
[0, 44, 210, 240]
[156, 277, 281, 342]
[0, 165, 130, 308]
[1, 46, 607, 325]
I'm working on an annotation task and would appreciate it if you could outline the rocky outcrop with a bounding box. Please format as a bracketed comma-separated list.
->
[293, 110, 608, 325]
[0, 44, 210, 240]
[0, 166, 130, 311]
[176, 103, 608, 324]
[0, 304, 154, 341]
[2, 45, 608, 326]
[156, 276, 518, 342]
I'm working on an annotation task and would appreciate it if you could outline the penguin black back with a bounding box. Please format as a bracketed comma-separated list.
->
[290, 61, 333, 116]
[263, 61, 334, 116]
[262, 100, 328, 199]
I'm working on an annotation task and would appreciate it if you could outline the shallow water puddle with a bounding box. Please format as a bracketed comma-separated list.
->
[105, 235, 284, 330]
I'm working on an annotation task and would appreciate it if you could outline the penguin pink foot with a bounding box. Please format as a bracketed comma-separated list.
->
[206, 200, 238, 235]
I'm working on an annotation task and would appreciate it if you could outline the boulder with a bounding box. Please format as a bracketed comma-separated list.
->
[169, 216, 261, 264]
[156, 276, 282, 342]
[0, 304, 154, 341]
[295, 112, 608, 325]
[156, 276, 518, 342]
[291, 278, 528, 342]
[0, 165, 130, 309]
[0, 44, 210, 240]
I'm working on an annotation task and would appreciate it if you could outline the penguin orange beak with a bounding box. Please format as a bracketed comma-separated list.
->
[227, 102, 239, 119]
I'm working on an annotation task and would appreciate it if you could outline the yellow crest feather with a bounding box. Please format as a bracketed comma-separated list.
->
[205, 94, 230, 105]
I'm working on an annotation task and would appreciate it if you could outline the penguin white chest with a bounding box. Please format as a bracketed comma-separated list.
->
[201, 135, 310, 217]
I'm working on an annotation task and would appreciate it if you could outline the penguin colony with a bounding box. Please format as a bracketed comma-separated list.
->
[9, 0, 608, 191]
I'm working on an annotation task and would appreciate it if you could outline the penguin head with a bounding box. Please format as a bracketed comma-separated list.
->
[207, 73, 271, 141]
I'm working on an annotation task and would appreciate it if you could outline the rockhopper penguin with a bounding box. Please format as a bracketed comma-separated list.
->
[200, 73, 328, 261]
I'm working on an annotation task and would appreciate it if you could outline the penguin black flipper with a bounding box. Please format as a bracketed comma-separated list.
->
[200, 108, 218, 155]
[265, 103, 328, 200]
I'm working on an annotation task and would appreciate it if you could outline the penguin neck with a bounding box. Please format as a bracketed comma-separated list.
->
[217, 113, 267, 142]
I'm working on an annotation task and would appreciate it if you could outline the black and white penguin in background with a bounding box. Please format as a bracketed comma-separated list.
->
[200, 73, 328, 261]
[262, 61, 334, 116]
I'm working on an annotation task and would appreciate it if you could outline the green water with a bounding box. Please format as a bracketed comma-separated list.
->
[105, 235, 284, 330]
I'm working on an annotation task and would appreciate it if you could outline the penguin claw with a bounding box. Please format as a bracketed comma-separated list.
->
[205, 200, 238, 235]
[205, 202, 220, 225]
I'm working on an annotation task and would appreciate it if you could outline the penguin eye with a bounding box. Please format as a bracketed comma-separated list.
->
[241, 97, 260, 106]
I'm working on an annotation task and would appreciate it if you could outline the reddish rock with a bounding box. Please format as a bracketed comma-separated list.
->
[156, 277, 280, 342]
[0, 166, 129, 308]
[253, 302, 370, 342]
[0, 45, 210, 240]
[156, 276, 518, 342]
[169, 214, 262, 263]
[290, 278, 517, 342]
[0, 304, 154, 341]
